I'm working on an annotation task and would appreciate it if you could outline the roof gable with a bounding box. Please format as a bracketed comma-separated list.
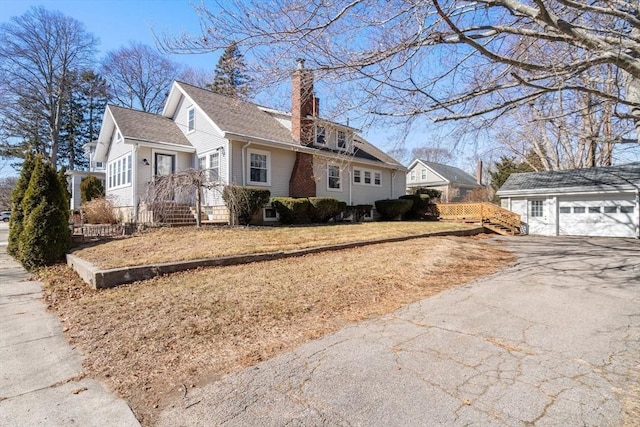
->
[415, 160, 482, 187]
[173, 82, 294, 144]
[108, 105, 192, 147]
[498, 162, 640, 194]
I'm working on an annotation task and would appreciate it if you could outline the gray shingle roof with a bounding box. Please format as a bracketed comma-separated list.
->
[498, 162, 640, 194]
[109, 105, 192, 147]
[176, 82, 294, 143]
[421, 161, 482, 187]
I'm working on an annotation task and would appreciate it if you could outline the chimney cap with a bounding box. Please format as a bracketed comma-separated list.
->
[296, 58, 305, 70]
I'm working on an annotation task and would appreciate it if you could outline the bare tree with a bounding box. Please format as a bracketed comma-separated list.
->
[0, 176, 19, 210]
[162, 1, 640, 144]
[142, 168, 222, 227]
[0, 7, 98, 165]
[102, 43, 185, 113]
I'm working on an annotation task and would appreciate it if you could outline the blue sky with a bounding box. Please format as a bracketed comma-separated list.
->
[0, 0, 215, 70]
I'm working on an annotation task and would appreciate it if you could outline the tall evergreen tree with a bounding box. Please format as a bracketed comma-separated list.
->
[58, 70, 108, 170]
[18, 155, 71, 270]
[208, 42, 251, 98]
[488, 157, 535, 202]
[7, 153, 35, 257]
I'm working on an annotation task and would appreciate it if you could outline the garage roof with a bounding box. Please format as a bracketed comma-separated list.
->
[498, 162, 640, 195]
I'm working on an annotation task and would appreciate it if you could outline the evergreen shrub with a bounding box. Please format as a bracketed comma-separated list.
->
[374, 199, 413, 220]
[222, 185, 271, 225]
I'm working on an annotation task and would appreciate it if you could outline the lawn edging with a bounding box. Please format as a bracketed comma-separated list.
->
[67, 226, 486, 289]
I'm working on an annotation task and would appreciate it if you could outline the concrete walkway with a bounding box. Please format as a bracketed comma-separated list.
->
[158, 236, 640, 426]
[0, 224, 140, 426]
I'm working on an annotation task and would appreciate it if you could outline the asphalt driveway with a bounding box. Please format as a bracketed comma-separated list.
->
[159, 236, 640, 426]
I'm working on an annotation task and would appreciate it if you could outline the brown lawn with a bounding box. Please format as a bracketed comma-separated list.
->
[71, 221, 476, 269]
[42, 234, 514, 426]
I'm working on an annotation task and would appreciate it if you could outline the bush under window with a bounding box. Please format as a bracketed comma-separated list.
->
[374, 199, 413, 220]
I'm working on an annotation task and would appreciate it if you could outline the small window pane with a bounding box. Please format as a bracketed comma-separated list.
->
[588, 206, 601, 213]
[188, 108, 195, 131]
[328, 165, 340, 189]
[604, 206, 617, 214]
[573, 207, 585, 214]
[620, 206, 635, 214]
[530, 200, 543, 217]
[559, 207, 571, 214]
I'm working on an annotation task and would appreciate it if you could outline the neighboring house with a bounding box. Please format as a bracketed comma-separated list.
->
[406, 159, 483, 202]
[66, 141, 106, 211]
[497, 163, 640, 238]
[93, 60, 406, 223]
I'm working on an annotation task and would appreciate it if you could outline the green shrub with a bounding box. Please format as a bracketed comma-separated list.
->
[345, 204, 372, 222]
[81, 176, 105, 204]
[270, 197, 311, 224]
[308, 197, 343, 223]
[400, 194, 431, 220]
[18, 156, 71, 269]
[7, 153, 35, 257]
[410, 187, 442, 200]
[222, 185, 271, 225]
[374, 199, 413, 220]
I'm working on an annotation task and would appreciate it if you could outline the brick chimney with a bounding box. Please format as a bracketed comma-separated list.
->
[289, 58, 317, 197]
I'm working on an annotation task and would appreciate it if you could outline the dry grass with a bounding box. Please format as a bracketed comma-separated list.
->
[41, 236, 514, 426]
[71, 221, 475, 269]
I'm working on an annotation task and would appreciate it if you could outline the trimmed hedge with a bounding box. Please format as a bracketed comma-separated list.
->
[222, 186, 271, 225]
[399, 194, 431, 220]
[308, 197, 343, 223]
[270, 197, 311, 224]
[374, 198, 413, 220]
[410, 187, 442, 200]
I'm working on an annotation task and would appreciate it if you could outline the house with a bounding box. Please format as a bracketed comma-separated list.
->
[66, 141, 106, 211]
[497, 163, 640, 238]
[406, 159, 483, 202]
[93, 60, 406, 223]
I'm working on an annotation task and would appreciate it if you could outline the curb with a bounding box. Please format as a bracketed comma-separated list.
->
[67, 227, 487, 289]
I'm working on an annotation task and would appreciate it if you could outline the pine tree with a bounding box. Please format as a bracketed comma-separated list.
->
[7, 153, 35, 257]
[488, 156, 535, 202]
[208, 42, 251, 98]
[18, 156, 71, 269]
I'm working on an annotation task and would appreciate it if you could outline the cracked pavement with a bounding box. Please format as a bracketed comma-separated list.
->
[158, 236, 640, 426]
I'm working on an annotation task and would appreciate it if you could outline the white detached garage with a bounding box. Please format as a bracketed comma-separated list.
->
[497, 163, 640, 238]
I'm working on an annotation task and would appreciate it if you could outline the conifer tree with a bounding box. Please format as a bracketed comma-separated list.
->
[208, 42, 251, 98]
[18, 156, 71, 269]
[7, 153, 35, 257]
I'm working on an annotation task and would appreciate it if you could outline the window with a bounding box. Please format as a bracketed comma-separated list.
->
[573, 207, 585, 214]
[410, 170, 416, 181]
[620, 206, 635, 214]
[248, 149, 269, 184]
[95, 161, 103, 169]
[107, 154, 132, 189]
[559, 207, 571, 214]
[263, 207, 278, 222]
[198, 156, 206, 170]
[530, 200, 543, 217]
[421, 169, 427, 180]
[187, 107, 195, 132]
[588, 206, 601, 214]
[209, 152, 220, 181]
[328, 165, 341, 190]
[155, 153, 175, 176]
[316, 126, 326, 145]
[353, 168, 381, 186]
[337, 131, 346, 149]
[604, 206, 617, 214]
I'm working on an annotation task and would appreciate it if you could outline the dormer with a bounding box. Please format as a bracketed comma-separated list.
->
[311, 119, 355, 153]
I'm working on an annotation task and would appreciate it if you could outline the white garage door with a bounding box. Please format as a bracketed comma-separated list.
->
[558, 195, 637, 238]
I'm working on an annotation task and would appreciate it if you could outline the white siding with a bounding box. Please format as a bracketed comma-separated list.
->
[105, 132, 134, 207]
[504, 193, 638, 238]
[229, 141, 295, 197]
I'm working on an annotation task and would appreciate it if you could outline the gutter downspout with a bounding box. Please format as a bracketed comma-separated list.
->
[348, 164, 352, 205]
[636, 188, 639, 239]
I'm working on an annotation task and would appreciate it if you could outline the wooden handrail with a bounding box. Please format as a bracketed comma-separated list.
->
[436, 202, 521, 233]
